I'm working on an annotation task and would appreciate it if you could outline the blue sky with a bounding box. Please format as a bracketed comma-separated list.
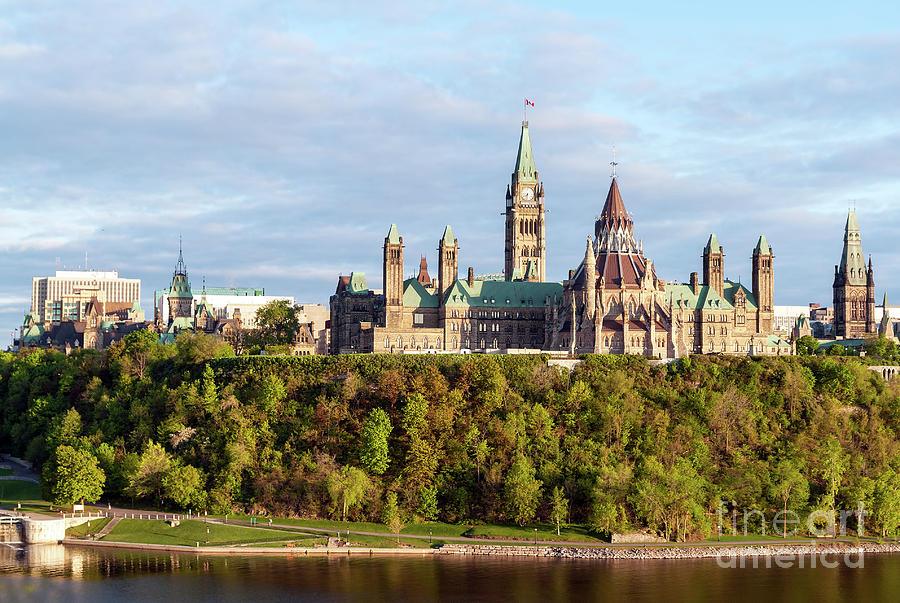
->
[2, 1, 900, 343]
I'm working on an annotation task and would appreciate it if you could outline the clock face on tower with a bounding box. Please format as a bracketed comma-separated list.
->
[521, 187, 534, 201]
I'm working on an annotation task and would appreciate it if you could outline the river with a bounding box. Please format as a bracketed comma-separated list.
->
[0, 544, 898, 601]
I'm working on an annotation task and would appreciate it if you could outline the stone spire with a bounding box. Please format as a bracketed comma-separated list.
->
[839, 210, 867, 285]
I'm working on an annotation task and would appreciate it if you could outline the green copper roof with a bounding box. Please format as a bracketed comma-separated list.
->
[387, 224, 401, 244]
[514, 122, 537, 182]
[403, 279, 439, 308]
[442, 225, 455, 245]
[754, 235, 771, 255]
[348, 272, 369, 294]
[705, 233, 721, 253]
[443, 279, 561, 308]
[666, 279, 758, 311]
[169, 272, 193, 299]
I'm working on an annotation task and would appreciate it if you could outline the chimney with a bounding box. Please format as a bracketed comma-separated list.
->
[467, 266, 474, 286]
[690, 271, 699, 295]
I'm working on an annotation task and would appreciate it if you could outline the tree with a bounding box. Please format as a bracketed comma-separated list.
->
[250, 300, 300, 349]
[503, 454, 542, 526]
[360, 408, 392, 475]
[126, 440, 172, 503]
[381, 491, 405, 543]
[795, 335, 819, 356]
[820, 436, 848, 512]
[401, 394, 429, 437]
[326, 466, 371, 521]
[162, 463, 206, 509]
[416, 484, 439, 520]
[768, 460, 810, 538]
[550, 486, 568, 536]
[43, 445, 106, 506]
[870, 465, 900, 537]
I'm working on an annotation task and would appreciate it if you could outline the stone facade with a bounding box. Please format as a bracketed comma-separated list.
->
[546, 177, 787, 358]
[832, 210, 876, 338]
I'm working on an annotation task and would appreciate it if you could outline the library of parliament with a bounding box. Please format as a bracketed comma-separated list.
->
[330, 121, 834, 357]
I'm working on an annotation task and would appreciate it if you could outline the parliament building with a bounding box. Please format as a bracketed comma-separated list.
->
[330, 121, 790, 357]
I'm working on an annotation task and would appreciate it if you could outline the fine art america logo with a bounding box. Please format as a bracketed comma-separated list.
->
[715, 502, 869, 569]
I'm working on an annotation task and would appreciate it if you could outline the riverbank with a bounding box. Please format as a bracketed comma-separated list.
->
[61, 538, 900, 560]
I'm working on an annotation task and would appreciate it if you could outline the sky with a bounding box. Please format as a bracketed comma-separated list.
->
[2, 0, 900, 344]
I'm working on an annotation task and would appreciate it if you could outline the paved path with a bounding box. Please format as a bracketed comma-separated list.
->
[95, 516, 121, 539]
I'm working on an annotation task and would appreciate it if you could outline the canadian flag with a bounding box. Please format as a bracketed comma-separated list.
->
[525, 98, 534, 107]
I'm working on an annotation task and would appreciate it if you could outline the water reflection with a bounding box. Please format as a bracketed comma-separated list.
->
[0, 545, 898, 602]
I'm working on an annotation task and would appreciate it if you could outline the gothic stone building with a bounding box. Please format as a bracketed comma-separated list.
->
[832, 209, 876, 338]
[331, 120, 788, 357]
[545, 177, 787, 357]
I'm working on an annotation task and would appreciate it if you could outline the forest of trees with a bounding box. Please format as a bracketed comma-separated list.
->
[1, 330, 899, 540]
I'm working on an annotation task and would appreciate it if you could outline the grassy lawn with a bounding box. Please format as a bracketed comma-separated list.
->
[104, 519, 304, 547]
[246, 537, 329, 548]
[66, 517, 112, 538]
[466, 523, 604, 543]
[0, 479, 42, 504]
[0, 468, 15, 476]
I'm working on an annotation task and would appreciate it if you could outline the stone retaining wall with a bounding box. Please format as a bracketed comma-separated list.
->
[436, 541, 900, 560]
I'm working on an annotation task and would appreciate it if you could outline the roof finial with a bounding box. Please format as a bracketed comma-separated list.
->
[610, 145, 618, 179]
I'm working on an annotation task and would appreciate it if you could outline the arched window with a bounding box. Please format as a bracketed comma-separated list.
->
[410, 335, 416, 348]
[480, 339, 485, 348]
[384, 336, 389, 349]
[423, 336, 429, 348]
[436, 337, 441, 348]
[452, 336, 457, 348]
[604, 336, 609, 346]
[397, 336, 403, 348]
[492, 338, 498, 348]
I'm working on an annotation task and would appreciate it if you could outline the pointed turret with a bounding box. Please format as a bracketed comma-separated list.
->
[383, 224, 403, 307]
[167, 242, 193, 323]
[703, 234, 725, 297]
[839, 210, 866, 285]
[438, 225, 458, 301]
[595, 178, 638, 253]
[752, 234, 774, 324]
[416, 256, 431, 286]
[514, 121, 537, 183]
[705, 233, 721, 254]
[585, 236, 596, 320]
[754, 235, 771, 255]
[387, 223, 401, 244]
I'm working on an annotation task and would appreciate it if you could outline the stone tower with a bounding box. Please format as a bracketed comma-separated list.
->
[752, 235, 774, 332]
[167, 243, 193, 323]
[504, 121, 546, 281]
[383, 224, 404, 307]
[702, 234, 725, 298]
[438, 225, 458, 301]
[832, 210, 875, 338]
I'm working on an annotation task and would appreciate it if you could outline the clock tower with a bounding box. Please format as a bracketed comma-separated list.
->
[504, 121, 546, 281]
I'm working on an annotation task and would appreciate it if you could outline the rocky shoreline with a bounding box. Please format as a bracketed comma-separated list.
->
[436, 541, 900, 560]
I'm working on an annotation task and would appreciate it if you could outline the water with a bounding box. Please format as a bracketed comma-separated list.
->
[0, 544, 898, 602]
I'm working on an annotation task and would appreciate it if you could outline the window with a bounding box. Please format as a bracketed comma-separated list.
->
[436, 337, 441, 348]
[397, 336, 403, 348]
[384, 336, 390, 349]
[410, 335, 416, 347]
[414, 313, 424, 325]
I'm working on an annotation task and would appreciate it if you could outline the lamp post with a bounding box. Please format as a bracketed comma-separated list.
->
[429, 530, 433, 545]
[534, 528, 537, 545]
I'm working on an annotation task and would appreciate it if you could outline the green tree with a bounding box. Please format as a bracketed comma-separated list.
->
[795, 335, 820, 356]
[42, 445, 106, 506]
[360, 408, 392, 475]
[250, 300, 300, 348]
[416, 484, 439, 520]
[550, 486, 568, 536]
[401, 394, 429, 437]
[126, 440, 172, 503]
[870, 465, 900, 537]
[768, 460, 810, 538]
[820, 436, 848, 512]
[162, 463, 206, 510]
[503, 454, 542, 526]
[381, 491, 405, 543]
[326, 465, 372, 521]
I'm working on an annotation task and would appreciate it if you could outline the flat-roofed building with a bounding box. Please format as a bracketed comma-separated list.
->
[32, 270, 141, 325]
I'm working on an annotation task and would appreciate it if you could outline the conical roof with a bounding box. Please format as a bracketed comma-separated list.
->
[386, 224, 401, 244]
[514, 122, 537, 182]
[598, 178, 631, 232]
[442, 225, 455, 245]
[705, 234, 721, 253]
[416, 256, 431, 285]
[754, 235, 771, 255]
